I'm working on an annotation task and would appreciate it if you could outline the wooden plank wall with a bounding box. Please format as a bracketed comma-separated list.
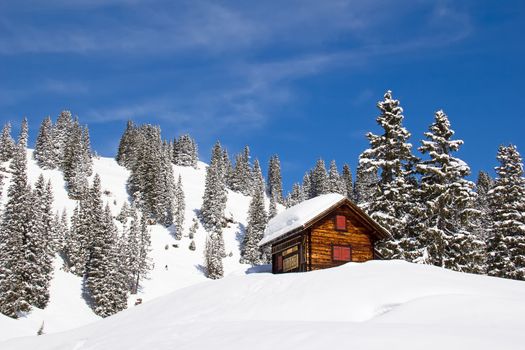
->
[307, 204, 374, 271]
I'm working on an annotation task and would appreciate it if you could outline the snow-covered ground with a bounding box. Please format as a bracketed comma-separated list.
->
[2, 260, 525, 350]
[0, 151, 254, 339]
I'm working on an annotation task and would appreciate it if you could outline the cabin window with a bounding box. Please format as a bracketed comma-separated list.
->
[333, 245, 351, 262]
[335, 215, 347, 231]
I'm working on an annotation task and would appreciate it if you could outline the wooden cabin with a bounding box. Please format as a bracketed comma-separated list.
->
[258, 194, 391, 273]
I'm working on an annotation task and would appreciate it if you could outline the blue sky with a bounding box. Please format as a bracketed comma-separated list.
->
[0, 0, 524, 191]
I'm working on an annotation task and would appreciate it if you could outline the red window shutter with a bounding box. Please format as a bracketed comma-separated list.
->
[336, 215, 346, 231]
[341, 247, 351, 261]
[333, 246, 341, 261]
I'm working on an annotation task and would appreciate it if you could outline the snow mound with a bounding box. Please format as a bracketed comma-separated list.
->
[2, 261, 524, 350]
[259, 193, 345, 246]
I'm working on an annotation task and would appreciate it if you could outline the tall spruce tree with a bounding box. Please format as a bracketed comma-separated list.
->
[267, 155, 283, 203]
[0, 142, 32, 317]
[200, 141, 227, 233]
[34, 117, 56, 169]
[204, 232, 224, 279]
[358, 90, 418, 259]
[240, 160, 268, 265]
[341, 164, 354, 200]
[173, 175, 186, 240]
[173, 134, 199, 168]
[230, 146, 253, 195]
[487, 145, 525, 280]
[475, 171, 493, 242]
[354, 163, 378, 206]
[0, 122, 15, 162]
[327, 160, 345, 195]
[416, 110, 484, 272]
[310, 159, 329, 197]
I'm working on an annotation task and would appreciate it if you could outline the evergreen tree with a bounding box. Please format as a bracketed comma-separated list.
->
[52, 110, 73, 165]
[285, 183, 303, 208]
[416, 110, 484, 272]
[267, 155, 283, 203]
[358, 90, 418, 259]
[200, 141, 227, 233]
[173, 175, 186, 240]
[28, 175, 55, 308]
[85, 204, 128, 317]
[204, 232, 224, 279]
[173, 134, 199, 168]
[116, 121, 137, 167]
[62, 120, 89, 199]
[189, 217, 199, 239]
[354, 163, 378, 205]
[0, 122, 15, 162]
[240, 161, 268, 265]
[475, 171, 493, 242]
[301, 172, 312, 200]
[487, 145, 525, 280]
[34, 117, 56, 169]
[310, 159, 329, 197]
[268, 194, 278, 219]
[327, 160, 345, 195]
[0, 143, 32, 317]
[341, 164, 354, 201]
[230, 146, 252, 195]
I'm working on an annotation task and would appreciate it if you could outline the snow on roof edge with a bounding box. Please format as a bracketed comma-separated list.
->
[259, 193, 346, 247]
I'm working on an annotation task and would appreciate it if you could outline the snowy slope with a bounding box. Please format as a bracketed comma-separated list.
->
[0, 151, 254, 338]
[2, 261, 525, 350]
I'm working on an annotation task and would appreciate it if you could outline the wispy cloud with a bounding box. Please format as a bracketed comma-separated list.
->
[0, 0, 476, 137]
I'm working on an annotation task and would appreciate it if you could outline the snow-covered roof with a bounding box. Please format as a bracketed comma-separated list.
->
[259, 193, 346, 246]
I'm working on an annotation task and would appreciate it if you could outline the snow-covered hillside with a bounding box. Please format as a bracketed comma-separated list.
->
[0, 150, 254, 339]
[2, 261, 525, 350]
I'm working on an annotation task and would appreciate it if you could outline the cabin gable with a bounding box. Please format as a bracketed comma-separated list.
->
[307, 203, 374, 271]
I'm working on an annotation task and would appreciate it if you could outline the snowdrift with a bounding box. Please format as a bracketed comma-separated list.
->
[2, 260, 524, 350]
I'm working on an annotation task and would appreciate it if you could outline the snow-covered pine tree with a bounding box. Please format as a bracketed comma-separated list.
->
[173, 175, 186, 240]
[28, 175, 55, 308]
[62, 120, 89, 199]
[240, 159, 268, 265]
[302, 172, 312, 200]
[0, 142, 32, 317]
[0, 122, 15, 162]
[86, 203, 128, 317]
[230, 146, 253, 195]
[327, 160, 346, 195]
[358, 90, 418, 259]
[34, 117, 56, 169]
[285, 183, 303, 208]
[267, 155, 283, 203]
[173, 134, 199, 167]
[189, 217, 199, 240]
[354, 163, 378, 206]
[487, 145, 525, 280]
[475, 171, 493, 242]
[81, 126, 93, 176]
[52, 110, 73, 166]
[204, 232, 224, 279]
[341, 164, 354, 200]
[116, 121, 137, 167]
[222, 149, 234, 188]
[200, 141, 227, 233]
[116, 201, 130, 223]
[268, 194, 277, 219]
[416, 110, 484, 273]
[18, 117, 29, 149]
[310, 159, 329, 198]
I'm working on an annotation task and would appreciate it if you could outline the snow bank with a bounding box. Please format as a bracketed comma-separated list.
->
[3, 261, 524, 350]
[259, 193, 345, 246]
